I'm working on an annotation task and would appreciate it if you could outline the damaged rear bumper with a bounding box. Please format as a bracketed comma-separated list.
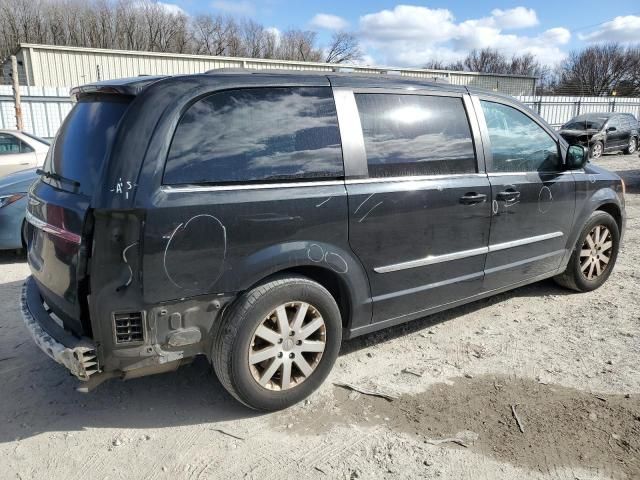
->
[20, 276, 99, 381]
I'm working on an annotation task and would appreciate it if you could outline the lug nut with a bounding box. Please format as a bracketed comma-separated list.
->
[278, 338, 283, 344]
[278, 352, 283, 358]
[289, 331, 295, 336]
[289, 353, 295, 359]
[296, 340, 302, 346]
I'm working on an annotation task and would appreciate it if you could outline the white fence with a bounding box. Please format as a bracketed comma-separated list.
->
[1, 86, 639, 139]
[519, 95, 640, 127]
[0, 85, 71, 138]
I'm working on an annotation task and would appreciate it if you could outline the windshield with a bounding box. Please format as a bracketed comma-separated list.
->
[563, 118, 606, 131]
[42, 96, 131, 196]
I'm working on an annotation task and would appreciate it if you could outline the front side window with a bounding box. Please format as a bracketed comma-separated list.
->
[355, 93, 476, 178]
[0, 133, 22, 155]
[481, 100, 560, 173]
[164, 87, 343, 185]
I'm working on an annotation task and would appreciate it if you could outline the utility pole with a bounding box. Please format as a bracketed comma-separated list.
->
[11, 55, 23, 131]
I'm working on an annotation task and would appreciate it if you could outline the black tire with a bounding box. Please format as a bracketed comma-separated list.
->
[589, 141, 603, 159]
[211, 275, 342, 411]
[554, 211, 620, 292]
[623, 136, 637, 155]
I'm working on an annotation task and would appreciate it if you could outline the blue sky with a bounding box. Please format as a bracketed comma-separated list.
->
[164, 1, 640, 67]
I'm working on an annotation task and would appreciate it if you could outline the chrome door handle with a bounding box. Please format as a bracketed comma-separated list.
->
[459, 193, 487, 205]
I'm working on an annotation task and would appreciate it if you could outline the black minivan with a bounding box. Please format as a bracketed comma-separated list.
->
[21, 71, 626, 411]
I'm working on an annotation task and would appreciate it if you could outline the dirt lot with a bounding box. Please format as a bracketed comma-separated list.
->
[1, 153, 639, 480]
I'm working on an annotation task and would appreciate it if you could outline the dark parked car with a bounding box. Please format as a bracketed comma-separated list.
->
[559, 112, 638, 158]
[21, 72, 626, 411]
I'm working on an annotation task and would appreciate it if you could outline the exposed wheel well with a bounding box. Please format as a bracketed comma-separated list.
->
[596, 203, 622, 233]
[253, 266, 352, 330]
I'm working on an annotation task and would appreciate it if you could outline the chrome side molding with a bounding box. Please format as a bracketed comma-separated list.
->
[374, 231, 564, 273]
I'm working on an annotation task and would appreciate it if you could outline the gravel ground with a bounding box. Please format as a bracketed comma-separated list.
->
[0, 153, 638, 480]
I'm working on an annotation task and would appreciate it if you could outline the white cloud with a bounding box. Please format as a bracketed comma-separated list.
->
[211, 0, 255, 16]
[578, 15, 640, 43]
[310, 13, 350, 31]
[157, 2, 186, 15]
[358, 5, 570, 67]
[490, 7, 538, 29]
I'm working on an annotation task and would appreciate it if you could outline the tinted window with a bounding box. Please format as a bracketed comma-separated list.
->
[481, 101, 560, 173]
[355, 94, 476, 177]
[0, 133, 21, 155]
[43, 96, 131, 195]
[164, 87, 343, 184]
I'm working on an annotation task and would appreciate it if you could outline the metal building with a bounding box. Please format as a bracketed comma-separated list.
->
[2, 43, 536, 96]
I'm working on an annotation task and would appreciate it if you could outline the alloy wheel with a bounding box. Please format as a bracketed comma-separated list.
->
[629, 137, 637, 154]
[580, 225, 613, 280]
[248, 301, 326, 391]
[591, 143, 602, 158]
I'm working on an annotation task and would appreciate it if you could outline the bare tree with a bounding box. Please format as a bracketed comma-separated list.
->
[557, 44, 638, 96]
[324, 31, 362, 64]
[276, 29, 322, 62]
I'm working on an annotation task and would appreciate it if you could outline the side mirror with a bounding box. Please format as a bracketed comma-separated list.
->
[607, 126, 617, 132]
[566, 144, 588, 169]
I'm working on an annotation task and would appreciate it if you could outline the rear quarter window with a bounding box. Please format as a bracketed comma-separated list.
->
[164, 87, 343, 185]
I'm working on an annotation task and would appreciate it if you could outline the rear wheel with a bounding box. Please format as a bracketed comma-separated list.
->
[554, 211, 619, 292]
[624, 136, 637, 155]
[211, 275, 342, 411]
[589, 141, 603, 159]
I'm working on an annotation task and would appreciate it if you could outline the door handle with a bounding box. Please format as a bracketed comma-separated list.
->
[496, 190, 521, 202]
[459, 192, 487, 205]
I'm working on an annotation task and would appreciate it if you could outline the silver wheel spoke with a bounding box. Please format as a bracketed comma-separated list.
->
[594, 226, 601, 244]
[600, 241, 612, 251]
[254, 325, 281, 345]
[291, 302, 309, 331]
[300, 317, 324, 339]
[580, 249, 591, 257]
[588, 261, 596, 279]
[259, 358, 282, 386]
[585, 234, 595, 249]
[600, 253, 610, 264]
[250, 346, 279, 364]
[581, 258, 591, 271]
[594, 259, 602, 276]
[281, 361, 292, 390]
[299, 340, 325, 353]
[294, 356, 314, 377]
[275, 305, 290, 336]
[249, 301, 326, 391]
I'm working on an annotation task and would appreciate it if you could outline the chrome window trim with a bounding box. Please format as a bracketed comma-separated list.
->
[161, 180, 345, 193]
[374, 231, 563, 273]
[346, 173, 487, 185]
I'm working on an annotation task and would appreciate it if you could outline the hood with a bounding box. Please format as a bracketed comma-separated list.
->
[559, 129, 600, 136]
[0, 168, 38, 194]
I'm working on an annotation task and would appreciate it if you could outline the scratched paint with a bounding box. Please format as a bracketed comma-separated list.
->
[163, 214, 227, 290]
[306, 243, 349, 273]
[537, 186, 553, 214]
[117, 241, 139, 291]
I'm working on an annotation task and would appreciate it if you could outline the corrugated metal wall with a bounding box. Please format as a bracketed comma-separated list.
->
[14, 44, 536, 96]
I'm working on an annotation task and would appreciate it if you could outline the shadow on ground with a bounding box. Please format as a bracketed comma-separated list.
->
[0, 270, 575, 444]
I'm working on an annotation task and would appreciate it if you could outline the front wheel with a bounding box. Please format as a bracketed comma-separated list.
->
[623, 136, 637, 155]
[211, 275, 342, 411]
[554, 211, 620, 292]
[589, 141, 603, 159]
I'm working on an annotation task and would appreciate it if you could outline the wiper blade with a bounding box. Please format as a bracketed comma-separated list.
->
[36, 169, 81, 188]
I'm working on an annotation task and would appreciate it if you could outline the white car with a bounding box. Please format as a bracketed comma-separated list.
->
[0, 130, 50, 178]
